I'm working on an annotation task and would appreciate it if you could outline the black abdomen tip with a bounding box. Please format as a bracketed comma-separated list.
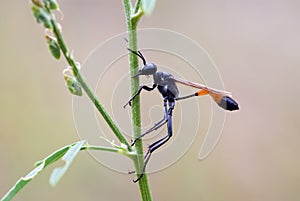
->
[218, 96, 239, 111]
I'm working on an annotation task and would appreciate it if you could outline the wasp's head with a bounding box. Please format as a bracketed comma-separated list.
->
[127, 48, 157, 78]
[133, 62, 157, 78]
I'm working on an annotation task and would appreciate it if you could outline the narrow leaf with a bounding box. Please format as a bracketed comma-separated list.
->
[49, 140, 86, 187]
[142, 0, 156, 15]
[1, 145, 71, 201]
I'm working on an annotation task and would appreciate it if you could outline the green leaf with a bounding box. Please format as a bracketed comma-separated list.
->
[31, 6, 52, 29]
[142, 0, 156, 15]
[1, 144, 71, 201]
[46, 36, 61, 59]
[49, 140, 86, 187]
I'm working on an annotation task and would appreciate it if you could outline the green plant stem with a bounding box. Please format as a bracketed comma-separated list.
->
[81, 145, 119, 153]
[49, 17, 131, 150]
[133, 0, 142, 14]
[123, 1, 152, 201]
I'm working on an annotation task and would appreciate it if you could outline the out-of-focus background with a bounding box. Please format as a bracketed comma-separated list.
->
[1, 1, 300, 201]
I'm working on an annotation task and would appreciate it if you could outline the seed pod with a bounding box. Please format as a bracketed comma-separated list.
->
[45, 0, 59, 10]
[46, 35, 61, 60]
[63, 69, 83, 96]
[32, 0, 44, 8]
[66, 77, 83, 96]
[31, 6, 52, 29]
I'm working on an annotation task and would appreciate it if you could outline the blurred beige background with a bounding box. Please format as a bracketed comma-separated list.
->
[1, 0, 300, 201]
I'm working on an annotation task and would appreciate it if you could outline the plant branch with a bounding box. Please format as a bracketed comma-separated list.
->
[81, 145, 120, 153]
[49, 15, 131, 150]
[82, 143, 135, 157]
[133, 0, 142, 14]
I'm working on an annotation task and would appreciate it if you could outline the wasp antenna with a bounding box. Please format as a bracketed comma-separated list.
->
[124, 37, 129, 43]
[127, 48, 147, 65]
[137, 50, 147, 65]
[127, 48, 139, 56]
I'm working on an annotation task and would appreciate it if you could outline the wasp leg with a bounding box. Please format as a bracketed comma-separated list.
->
[123, 84, 157, 108]
[133, 100, 174, 183]
[132, 99, 168, 146]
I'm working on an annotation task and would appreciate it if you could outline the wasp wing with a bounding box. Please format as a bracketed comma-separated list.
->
[172, 77, 232, 96]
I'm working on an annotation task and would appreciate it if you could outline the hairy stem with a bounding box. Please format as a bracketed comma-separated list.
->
[123, 0, 152, 201]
